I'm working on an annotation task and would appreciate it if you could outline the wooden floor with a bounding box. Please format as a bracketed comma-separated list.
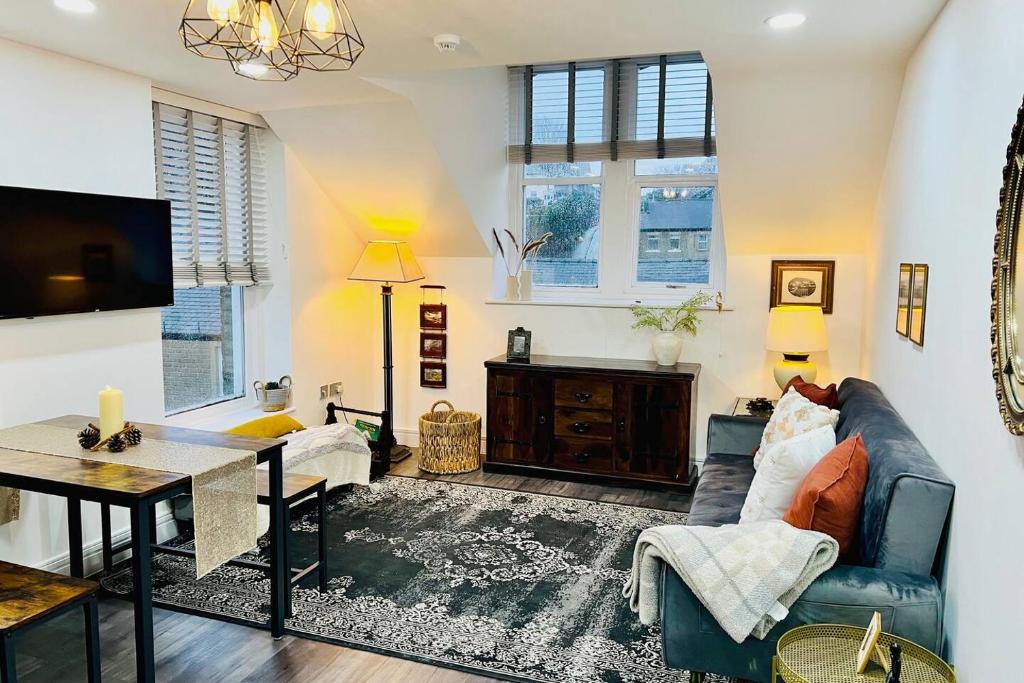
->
[18, 453, 690, 682]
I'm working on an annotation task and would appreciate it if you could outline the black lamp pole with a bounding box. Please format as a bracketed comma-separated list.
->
[380, 283, 411, 463]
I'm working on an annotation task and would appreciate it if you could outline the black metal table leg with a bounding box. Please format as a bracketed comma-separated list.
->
[83, 596, 101, 683]
[317, 484, 328, 592]
[100, 503, 113, 573]
[268, 447, 286, 638]
[68, 497, 84, 579]
[148, 504, 158, 546]
[129, 502, 155, 683]
[0, 632, 15, 683]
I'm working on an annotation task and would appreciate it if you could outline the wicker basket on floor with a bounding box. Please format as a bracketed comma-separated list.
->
[418, 400, 482, 474]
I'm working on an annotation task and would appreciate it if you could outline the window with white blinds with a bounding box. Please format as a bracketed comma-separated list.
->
[153, 102, 271, 288]
[508, 52, 715, 164]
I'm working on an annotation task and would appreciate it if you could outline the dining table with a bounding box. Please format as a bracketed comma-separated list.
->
[0, 415, 288, 683]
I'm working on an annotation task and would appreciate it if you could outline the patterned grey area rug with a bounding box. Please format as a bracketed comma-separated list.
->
[103, 476, 725, 683]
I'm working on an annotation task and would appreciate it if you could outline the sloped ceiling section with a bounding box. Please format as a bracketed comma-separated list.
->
[264, 91, 490, 257]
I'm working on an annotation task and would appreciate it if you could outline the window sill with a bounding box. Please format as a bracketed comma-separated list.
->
[165, 399, 296, 432]
[484, 297, 732, 311]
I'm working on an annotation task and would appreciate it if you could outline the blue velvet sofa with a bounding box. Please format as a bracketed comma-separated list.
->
[658, 378, 954, 682]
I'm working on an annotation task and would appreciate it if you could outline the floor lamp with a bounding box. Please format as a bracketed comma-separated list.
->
[348, 240, 424, 463]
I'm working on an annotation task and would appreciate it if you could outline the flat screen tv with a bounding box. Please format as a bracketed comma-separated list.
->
[0, 185, 173, 320]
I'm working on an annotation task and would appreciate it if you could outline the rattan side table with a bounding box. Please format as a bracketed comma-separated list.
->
[772, 624, 955, 683]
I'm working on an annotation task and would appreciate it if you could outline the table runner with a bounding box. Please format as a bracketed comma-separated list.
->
[0, 423, 257, 578]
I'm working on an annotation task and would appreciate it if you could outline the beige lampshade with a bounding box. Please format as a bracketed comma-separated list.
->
[766, 305, 829, 353]
[348, 241, 425, 284]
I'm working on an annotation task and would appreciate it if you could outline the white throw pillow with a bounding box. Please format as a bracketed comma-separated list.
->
[740, 425, 837, 524]
[754, 387, 839, 469]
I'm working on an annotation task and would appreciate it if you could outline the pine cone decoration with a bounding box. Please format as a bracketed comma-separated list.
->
[77, 426, 100, 449]
[106, 433, 127, 453]
[124, 425, 143, 447]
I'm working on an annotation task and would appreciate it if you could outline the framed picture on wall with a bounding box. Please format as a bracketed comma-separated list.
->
[896, 263, 913, 337]
[420, 333, 447, 359]
[909, 264, 929, 346]
[420, 361, 447, 388]
[419, 304, 447, 330]
[769, 260, 835, 314]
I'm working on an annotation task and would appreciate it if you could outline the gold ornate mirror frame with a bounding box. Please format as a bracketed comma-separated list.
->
[992, 97, 1024, 434]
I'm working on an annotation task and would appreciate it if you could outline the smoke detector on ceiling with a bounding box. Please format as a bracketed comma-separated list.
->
[433, 34, 461, 53]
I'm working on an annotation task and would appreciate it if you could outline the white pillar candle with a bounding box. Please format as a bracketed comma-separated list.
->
[99, 386, 124, 440]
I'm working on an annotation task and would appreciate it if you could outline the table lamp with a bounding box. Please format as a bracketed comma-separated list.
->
[765, 305, 828, 390]
[349, 240, 424, 462]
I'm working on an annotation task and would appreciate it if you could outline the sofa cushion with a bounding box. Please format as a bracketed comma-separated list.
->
[687, 453, 756, 527]
[836, 379, 954, 572]
[740, 425, 836, 523]
[784, 435, 869, 556]
[783, 376, 840, 409]
[754, 387, 839, 468]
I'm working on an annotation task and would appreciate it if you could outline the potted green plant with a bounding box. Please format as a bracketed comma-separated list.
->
[630, 292, 713, 366]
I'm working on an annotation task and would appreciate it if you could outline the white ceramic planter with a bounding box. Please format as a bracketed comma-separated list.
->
[505, 276, 520, 301]
[518, 270, 533, 301]
[652, 331, 684, 366]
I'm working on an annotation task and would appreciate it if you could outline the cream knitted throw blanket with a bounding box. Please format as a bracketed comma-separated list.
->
[623, 520, 838, 643]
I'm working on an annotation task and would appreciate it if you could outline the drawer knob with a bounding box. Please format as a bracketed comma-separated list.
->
[571, 422, 591, 434]
[574, 451, 590, 463]
[574, 391, 592, 403]
[539, 415, 547, 425]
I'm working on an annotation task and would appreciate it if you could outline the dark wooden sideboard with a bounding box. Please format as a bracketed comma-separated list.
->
[484, 354, 700, 490]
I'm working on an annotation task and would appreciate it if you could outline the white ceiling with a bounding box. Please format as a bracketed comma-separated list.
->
[1, 0, 947, 115]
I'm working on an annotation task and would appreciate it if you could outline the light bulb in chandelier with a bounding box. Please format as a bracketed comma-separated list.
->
[252, 0, 280, 52]
[304, 0, 337, 40]
[206, 0, 241, 26]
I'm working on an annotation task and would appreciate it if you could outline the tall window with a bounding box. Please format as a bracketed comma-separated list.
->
[508, 53, 721, 300]
[153, 103, 270, 414]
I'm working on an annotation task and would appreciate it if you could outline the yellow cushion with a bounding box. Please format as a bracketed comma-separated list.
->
[226, 414, 305, 439]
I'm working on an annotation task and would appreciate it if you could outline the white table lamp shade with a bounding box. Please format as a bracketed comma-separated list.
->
[348, 241, 424, 284]
[766, 306, 828, 353]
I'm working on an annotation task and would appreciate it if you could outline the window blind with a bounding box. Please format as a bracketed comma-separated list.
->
[508, 52, 715, 164]
[153, 102, 271, 288]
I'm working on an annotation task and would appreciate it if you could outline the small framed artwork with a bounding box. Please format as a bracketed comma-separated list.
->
[896, 263, 913, 337]
[506, 326, 532, 362]
[856, 611, 888, 674]
[420, 332, 447, 359]
[420, 361, 447, 388]
[419, 304, 447, 330]
[769, 260, 836, 314]
[909, 264, 929, 346]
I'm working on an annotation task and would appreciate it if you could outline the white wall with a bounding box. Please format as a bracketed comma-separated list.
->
[285, 149, 376, 427]
[861, 0, 1024, 675]
[0, 39, 164, 568]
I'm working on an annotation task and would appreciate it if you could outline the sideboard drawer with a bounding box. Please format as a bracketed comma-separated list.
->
[553, 438, 614, 473]
[554, 379, 613, 410]
[554, 408, 613, 440]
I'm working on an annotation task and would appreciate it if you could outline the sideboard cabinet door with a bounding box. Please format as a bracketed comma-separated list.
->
[486, 370, 551, 464]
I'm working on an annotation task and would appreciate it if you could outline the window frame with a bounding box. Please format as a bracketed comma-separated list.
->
[507, 158, 724, 304]
[508, 161, 607, 294]
[626, 164, 724, 297]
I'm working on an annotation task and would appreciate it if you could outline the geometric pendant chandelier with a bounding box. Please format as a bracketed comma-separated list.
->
[180, 0, 364, 82]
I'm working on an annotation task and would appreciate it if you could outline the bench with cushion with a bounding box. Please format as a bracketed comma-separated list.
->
[658, 378, 955, 682]
[0, 561, 100, 683]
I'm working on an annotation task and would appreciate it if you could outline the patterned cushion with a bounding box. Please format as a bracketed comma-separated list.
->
[754, 387, 839, 468]
[740, 425, 837, 524]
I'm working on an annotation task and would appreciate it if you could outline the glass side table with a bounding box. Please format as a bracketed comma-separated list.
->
[773, 624, 955, 683]
[732, 397, 778, 419]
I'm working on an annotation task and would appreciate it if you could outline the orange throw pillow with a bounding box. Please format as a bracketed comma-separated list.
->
[783, 435, 869, 556]
[783, 376, 839, 410]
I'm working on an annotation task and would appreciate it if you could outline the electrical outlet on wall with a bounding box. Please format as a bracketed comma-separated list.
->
[320, 385, 329, 400]
[329, 382, 344, 397]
